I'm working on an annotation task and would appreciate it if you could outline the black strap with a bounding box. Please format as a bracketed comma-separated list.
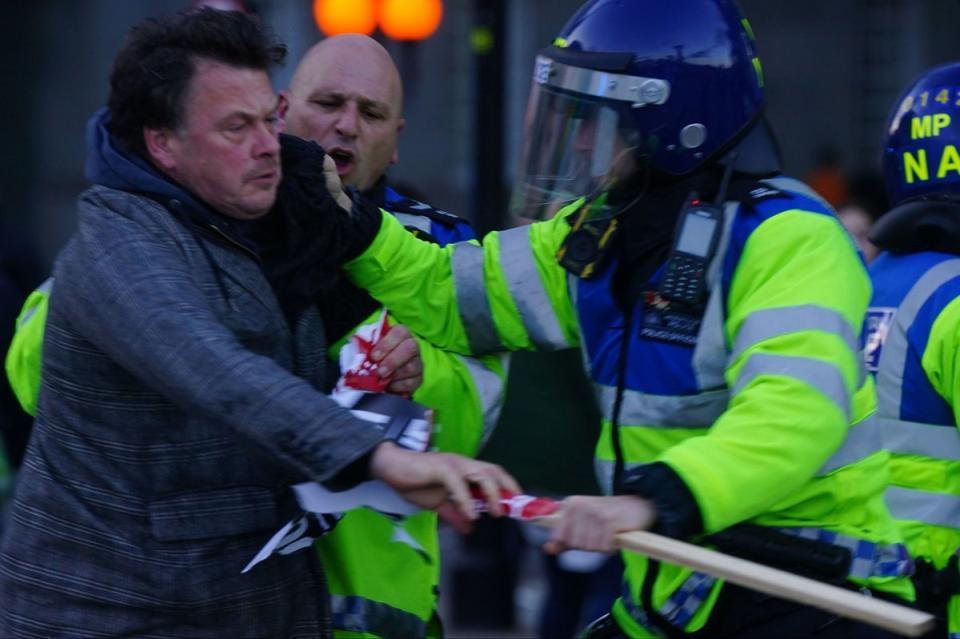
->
[386, 195, 466, 229]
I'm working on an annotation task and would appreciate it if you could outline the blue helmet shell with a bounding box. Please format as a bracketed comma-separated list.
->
[551, 0, 765, 176]
[883, 62, 960, 207]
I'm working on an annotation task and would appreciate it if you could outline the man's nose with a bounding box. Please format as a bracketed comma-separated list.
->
[335, 104, 359, 138]
[254, 121, 280, 157]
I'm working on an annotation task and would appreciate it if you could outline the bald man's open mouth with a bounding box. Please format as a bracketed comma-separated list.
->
[328, 146, 355, 178]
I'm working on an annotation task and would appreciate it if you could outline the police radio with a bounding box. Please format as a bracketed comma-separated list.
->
[639, 156, 735, 347]
[659, 151, 736, 306]
[658, 195, 724, 306]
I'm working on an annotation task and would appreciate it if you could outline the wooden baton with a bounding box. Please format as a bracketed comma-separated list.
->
[535, 519, 935, 637]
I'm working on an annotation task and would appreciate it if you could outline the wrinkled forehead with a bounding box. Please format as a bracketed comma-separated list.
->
[295, 47, 401, 113]
[182, 59, 277, 122]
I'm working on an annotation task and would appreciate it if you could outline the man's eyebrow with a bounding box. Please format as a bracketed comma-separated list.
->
[357, 96, 390, 113]
[216, 103, 278, 125]
[308, 89, 343, 100]
[216, 110, 253, 124]
[309, 89, 390, 113]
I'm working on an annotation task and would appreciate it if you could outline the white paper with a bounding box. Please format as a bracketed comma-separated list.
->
[292, 479, 418, 517]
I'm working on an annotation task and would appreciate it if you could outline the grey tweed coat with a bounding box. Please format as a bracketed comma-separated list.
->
[0, 185, 386, 638]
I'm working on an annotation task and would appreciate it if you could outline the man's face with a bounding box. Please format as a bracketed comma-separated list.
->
[285, 41, 404, 192]
[148, 60, 281, 220]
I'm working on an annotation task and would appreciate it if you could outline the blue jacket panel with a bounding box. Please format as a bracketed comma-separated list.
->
[869, 251, 960, 425]
[383, 186, 475, 244]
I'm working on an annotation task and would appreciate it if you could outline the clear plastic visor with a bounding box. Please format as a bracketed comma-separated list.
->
[510, 84, 640, 223]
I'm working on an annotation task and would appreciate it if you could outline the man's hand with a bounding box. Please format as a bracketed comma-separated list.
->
[370, 324, 423, 395]
[543, 495, 656, 554]
[322, 154, 353, 212]
[369, 442, 521, 521]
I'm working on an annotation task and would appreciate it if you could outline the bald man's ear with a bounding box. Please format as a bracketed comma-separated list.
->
[391, 117, 406, 165]
[143, 127, 178, 173]
[277, 91, 290, 132]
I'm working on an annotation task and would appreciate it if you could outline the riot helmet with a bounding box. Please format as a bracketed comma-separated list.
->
[872, 62, 960, 253]
[511, 0, 769, 222]
[883, 62, 960, 207]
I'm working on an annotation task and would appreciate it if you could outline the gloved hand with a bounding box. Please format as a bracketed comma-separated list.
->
[275, 133, 383, 267]
[258, 134, 385, 319]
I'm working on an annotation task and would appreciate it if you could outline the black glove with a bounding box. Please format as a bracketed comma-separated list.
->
[616, 461, 704, 539]
[257, 135, 384, 322]
[276, 133, 382, 263]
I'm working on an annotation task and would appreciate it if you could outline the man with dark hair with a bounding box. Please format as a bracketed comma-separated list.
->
[0, 9, 516, 638]
[6, 31, 506, 638]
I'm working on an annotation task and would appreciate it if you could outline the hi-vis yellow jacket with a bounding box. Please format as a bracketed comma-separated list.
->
[345, 176, 913, 636]
[868, 249, 960, 638]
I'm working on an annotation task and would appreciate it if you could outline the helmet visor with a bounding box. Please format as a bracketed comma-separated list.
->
[510, 83, 640, 223]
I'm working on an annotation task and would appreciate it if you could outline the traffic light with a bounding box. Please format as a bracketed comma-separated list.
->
[380, 0, 442, 41]
[312, 0, 377, 36]
[313, 0, 443, 41]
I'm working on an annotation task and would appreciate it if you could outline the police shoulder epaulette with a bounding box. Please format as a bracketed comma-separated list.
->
[725, 179, 788, 207]
[386, 196, 466, 228]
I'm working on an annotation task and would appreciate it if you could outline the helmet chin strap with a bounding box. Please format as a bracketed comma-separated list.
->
[724, 115, 782, 177]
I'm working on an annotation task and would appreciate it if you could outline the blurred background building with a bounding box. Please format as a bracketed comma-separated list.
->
[4, 0, 960, 264]
[3, 1, 960, 636]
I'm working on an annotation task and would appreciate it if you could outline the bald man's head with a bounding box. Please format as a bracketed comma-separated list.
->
[285, 35, 405, 191]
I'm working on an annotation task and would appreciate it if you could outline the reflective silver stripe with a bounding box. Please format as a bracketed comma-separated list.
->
[876, 259, 960, 416]
[569, 275, 593, 378]
[594, 458, 614, 496]
[817, 414, 883, 475]
[568, 272, 580, 309]
[857, 356, 868, 390]
[459, 353, 506, 448]
[451, 242, 504, 354]
[880, 417, 960, 461]
[594, 458, 644, 496]
[498, 226, 570, 350]
[392, 212, 433, 234]
[692, 201, 740, 391]
[884, 486, 960, 529]
[731, 305, 858, 365]
[733, 353, 851, 419]
[659, 571, 716, 628]
[36, 278, 53, 295]
[596, 384, 728, 428]
[331, 594, 427, 639]
[16, 277, 54, 329]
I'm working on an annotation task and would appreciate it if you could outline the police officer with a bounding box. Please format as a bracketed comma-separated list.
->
[284, 35, 506, 639]
[866, 62, 960, 639]
[327, 0, 915, 636]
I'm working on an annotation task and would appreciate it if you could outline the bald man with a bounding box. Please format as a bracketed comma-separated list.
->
[282, 36, 506, 639]
[286, 35, 403, 194]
